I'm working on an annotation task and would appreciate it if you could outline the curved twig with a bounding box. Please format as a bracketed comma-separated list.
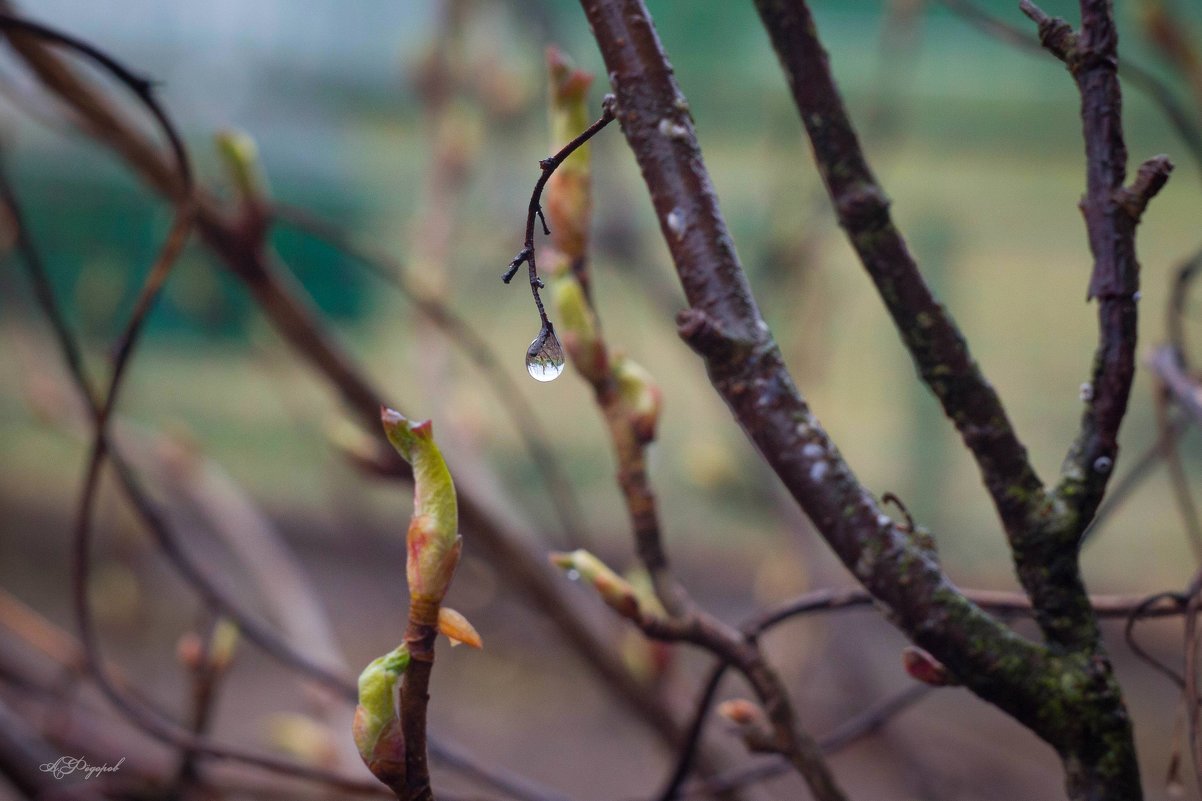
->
[504, 97, 616, 328]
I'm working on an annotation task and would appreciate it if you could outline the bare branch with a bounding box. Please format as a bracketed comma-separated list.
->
[751, 0, 1045, 539]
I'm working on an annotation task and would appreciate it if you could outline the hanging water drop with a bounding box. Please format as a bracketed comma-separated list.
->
[525, 323, 565, 382]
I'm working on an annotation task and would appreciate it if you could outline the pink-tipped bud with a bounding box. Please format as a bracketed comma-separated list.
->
[381, 408, 462, 616]
[902, 645, 956, 686]
[716, 699, 777, 753]
[717, 699, 765, 727]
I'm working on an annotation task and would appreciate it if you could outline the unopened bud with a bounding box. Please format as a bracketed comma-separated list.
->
[268, 713, 338, 767]
[381, 408, 462, 616]
[437, 607, 483, 649]
[207, 618, 239, 672]
[902, 645, 956, 686]
[552, 274, 607, 382]
[214, 129, 268, 205]
[353, 645, 409, 767]
[613, 355, 662, 443]
[545, 46, 594, 261]
[716, 698, 764, 727]
[176, 631, 204, 671]
[550, 549, 641, 620]
[716, 699, 777, 753]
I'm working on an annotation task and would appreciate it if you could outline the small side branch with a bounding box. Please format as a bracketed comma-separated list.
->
[504, 97, 616, 328]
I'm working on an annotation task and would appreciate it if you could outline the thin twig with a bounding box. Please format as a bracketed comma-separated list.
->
[938, 0, 1202, 181]
[678, 683, 933, 799]
[504, 97, 616, 329]
[270, 203, 591, 551]
[536, 66, 839, 799]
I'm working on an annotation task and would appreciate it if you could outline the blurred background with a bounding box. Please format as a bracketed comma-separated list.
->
[3, 1, 1202, 799]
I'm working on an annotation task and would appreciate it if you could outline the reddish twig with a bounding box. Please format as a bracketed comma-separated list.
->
[678, 683, 933, 799]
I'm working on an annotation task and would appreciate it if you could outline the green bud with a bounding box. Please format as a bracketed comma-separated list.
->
[214, 129, 268, 203]
[381, 408, 462, 615]
[612, 355, 662, 444]
[545, 46, 594, 261]
[353, 644, 410, 762]
[550, 549, 641, 620]
[552, 274, 607, 382]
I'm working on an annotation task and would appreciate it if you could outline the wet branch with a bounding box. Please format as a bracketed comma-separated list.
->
[503, 97, 616, 327]
[579, 0, 1154, 797]
[939, 0, 1202, 181]
[751, 0, 1045, 540]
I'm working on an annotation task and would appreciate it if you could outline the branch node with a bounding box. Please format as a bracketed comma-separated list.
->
[675, 308, 748, 363]
[1020, 1, 1078, 64]
[502, 247, 531, 284]
[834, 183, 890, 232]
[1115, 154, 1174, 222]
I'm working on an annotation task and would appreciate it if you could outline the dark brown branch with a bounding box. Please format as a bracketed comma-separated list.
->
[751, 0, 1045, 540]
[939, 0, 1202, 184]
[503, 97, 616, 326]
[1019, 0, 1171, 509]
[1019, 1, 1160, 792]
[580, 2, 1159, 797]
[400, 611, 438, 801]
[579, 0, 1056, 721]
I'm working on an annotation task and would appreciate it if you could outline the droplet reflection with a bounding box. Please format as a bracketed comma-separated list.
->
[525, 324, 565, 382]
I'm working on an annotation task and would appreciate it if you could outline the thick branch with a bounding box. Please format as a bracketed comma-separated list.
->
[578, 0, 1065, 748]
[751, 0, 1045, 539]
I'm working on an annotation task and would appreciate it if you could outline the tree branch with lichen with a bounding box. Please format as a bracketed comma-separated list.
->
[578, 0, 1157, 797]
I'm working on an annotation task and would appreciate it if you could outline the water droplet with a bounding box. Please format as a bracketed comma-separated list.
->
[667, 207, 686, 240]
[566, 569, 581, 581]
[526, 324, 565, 382]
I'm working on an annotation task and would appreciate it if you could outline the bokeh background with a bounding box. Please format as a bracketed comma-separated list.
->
[3, 1, 1202, 799]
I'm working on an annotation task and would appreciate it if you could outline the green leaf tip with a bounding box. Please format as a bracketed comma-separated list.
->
[380, 406, 434, 463]
[550, 549, 641, 620]
[214, 128, 267, 201]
